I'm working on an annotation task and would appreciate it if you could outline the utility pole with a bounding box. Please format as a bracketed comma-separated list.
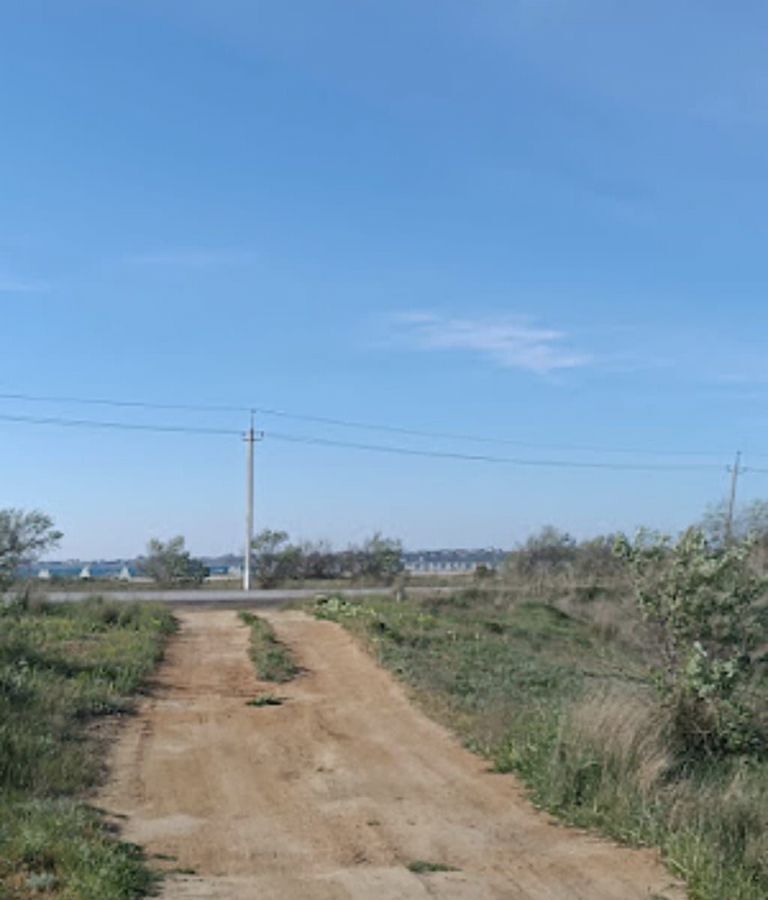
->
[243, 414, 263, 591]
[725, 450, 742, 545]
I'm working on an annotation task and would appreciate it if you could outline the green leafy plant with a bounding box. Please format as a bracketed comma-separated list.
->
[615, 529, 767, 758]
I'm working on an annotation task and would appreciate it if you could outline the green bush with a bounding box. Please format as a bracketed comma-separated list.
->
[616, 529, 767, 759]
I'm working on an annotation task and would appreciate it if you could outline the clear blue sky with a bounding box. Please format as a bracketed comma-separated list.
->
[3, 1, 768, 559]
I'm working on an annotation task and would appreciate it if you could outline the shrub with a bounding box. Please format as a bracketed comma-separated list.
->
[139, 536, 207, 586]
[616, 529, 767, 759]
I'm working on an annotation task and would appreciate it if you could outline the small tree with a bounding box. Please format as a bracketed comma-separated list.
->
[0, 509, 62, 592]
[299, 540, 340, 580]
[505, 526, 577, 578]
[616, 528, 767, 757]
[573, 534, 625, 581]
[356, 533, 403, 584]
[141, 536, 207, 586]
[250, 529, 300, 587]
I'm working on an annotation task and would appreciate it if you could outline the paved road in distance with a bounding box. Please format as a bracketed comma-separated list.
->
[42, 586, 450, 606]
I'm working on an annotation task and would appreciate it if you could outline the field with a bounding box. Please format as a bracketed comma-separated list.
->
[312, 586, 768, 900]
[0, 595, 176, 899]
[2, 557, 766, 899]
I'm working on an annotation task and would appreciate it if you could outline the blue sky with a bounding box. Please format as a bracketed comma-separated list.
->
[3, 1, 768, 558]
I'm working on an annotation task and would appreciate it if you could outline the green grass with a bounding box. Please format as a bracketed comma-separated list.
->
[238, 612, 300, 683]
[246, 694, 285, 707]
[314, 591, 768, 900]
[406, 860, 459, 874]
[0, 594, 176, 899]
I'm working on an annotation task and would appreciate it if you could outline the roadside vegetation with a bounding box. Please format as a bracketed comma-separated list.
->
[314, 522, 768, 900]
[0, 594, 176, 899]
[239, 611, 300, 683]
[1, 507, 176, 899]
[249, 529, 403, 587]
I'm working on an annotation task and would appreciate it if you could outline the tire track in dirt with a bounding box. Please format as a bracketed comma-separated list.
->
[98, 610, 685, 899]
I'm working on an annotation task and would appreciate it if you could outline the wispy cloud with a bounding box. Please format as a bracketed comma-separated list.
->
[126, 247, 259, 268]
[393, 312, 591, 375]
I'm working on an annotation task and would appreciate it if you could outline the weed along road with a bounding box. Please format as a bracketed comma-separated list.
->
[98, 610, 685, 900]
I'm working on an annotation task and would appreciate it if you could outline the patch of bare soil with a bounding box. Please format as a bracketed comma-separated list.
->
[98, 610, 685, 899]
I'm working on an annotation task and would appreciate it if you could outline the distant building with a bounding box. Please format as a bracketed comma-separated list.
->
[402, 548, 507, 574]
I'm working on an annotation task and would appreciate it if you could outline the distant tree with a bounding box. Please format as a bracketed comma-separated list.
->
[250, 529, 298, 587]
[573, 534, 625, 580]
[299, 540, 340, 580]
[701, 499, 768, 548]
[355, 533, 404, 583]
[140, 536, 207, 586]
[250, 529, 404, 587]
[506, 526, 578, 577]
[0, 508, 62, 592]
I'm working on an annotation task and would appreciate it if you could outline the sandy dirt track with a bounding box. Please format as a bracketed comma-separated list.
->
[98, 610, 685, 899]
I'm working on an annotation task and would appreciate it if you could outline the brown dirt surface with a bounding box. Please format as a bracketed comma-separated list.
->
[97, 609, 686, 899]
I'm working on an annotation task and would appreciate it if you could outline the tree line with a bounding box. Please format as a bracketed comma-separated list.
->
[4, 498, 768, 593]
[0, 512, 403, 589]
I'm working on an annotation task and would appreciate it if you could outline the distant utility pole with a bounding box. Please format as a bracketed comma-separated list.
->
[725, 450, 742, 545]
[243, 414, 263, 591]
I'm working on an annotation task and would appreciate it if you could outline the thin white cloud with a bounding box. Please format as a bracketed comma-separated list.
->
[394, 312, 591, 374]
[126, 248, 258, 268]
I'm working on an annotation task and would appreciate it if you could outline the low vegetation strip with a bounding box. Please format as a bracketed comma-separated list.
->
[313, 589, 768, 900]
[239, 611, 300, 683]
[0, 594, 176, 899]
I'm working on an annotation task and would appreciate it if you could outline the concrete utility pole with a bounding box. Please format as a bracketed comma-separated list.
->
[725, 450, 742, 545]
[243, 414, 263, 591]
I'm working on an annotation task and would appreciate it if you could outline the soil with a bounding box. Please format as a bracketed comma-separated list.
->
[98, 609, 686, 899]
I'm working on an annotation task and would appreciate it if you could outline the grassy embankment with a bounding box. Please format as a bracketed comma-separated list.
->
[313, 589, 768, 900]
[239, 611, 300, 683]
[0, 596, 176, 899]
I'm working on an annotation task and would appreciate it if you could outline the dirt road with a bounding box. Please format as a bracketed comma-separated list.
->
[99, 610, 685, 899]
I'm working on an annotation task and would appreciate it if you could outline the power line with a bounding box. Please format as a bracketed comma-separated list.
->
[0, 391, 248, 415]
[0, 412, 242, 436]
[0, 410, 734, 470]
[252, 406, 737, 457]
[266, 430, 728, 472]
[0, 389, 750, 459]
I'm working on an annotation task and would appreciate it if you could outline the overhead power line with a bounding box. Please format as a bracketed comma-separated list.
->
[0, 389, 752, 459]
[251, 406, 735, 457]
[266, 430, 730, 472]
[0, 391, 248, 415]
[0, 412, 242, 436]
[0, 411, 735, 471]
